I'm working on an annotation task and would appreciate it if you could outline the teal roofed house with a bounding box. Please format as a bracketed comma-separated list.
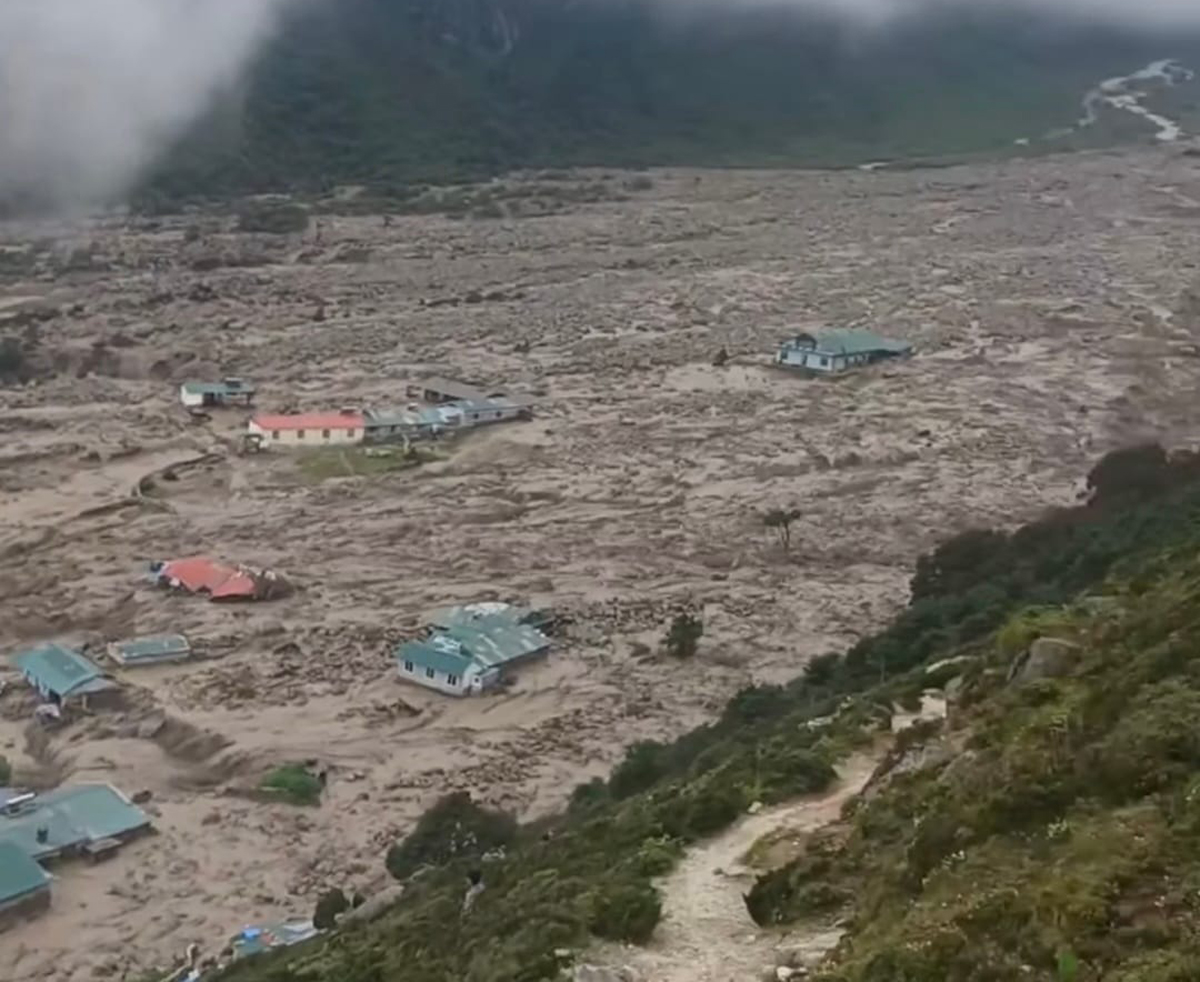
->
[776, 329, 913, 375]
[396, 604, 552, 696]
[0, 840, 51, 929]
[12, 643, 117, 707]
[0, 784, 151, 862]
[106, 634, 192, 667]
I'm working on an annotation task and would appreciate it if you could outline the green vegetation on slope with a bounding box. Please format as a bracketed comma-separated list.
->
[140, 2, 1200, 202]
[751, 530, 1200, 979]
[212, 444, 1200, 982]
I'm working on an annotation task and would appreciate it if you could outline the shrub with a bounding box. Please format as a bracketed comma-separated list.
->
[313, 887, 349, 929]
[630, 836, 682, 877]
[259, 763, 322, 806]
[610, 741, 667, 800]
[587, 879, 661, 943]
[386, 792, 517, 881]
[665, 610, 703, 659]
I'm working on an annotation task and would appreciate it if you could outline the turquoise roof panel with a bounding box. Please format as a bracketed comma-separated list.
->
[395, 639, 473, 676]
[110, 635, 191, 665]
[0, 840, 50, 904]
[0, 784, 150, 860]
[12, 643, 112, 698]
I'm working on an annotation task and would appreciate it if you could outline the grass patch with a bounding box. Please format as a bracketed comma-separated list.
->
[259, 763, 323, 806]
[295, 445, 439, 482]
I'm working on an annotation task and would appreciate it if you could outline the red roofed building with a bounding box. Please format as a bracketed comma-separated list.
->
[247, 410, 364, 448]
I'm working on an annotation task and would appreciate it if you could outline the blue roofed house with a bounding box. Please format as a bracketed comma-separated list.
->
[12, 643, 118, 709]
[106, 634, 192, 668]
[775, 329, 913, 375]
[396, 605, 552, 696]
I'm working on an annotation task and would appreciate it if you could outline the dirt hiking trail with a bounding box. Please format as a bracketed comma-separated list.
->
[616, 752, 878, 982]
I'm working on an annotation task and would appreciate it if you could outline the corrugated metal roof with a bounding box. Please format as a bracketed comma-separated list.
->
[251, 412, 365, 432]
[785, 330, 912, 357]
[428, 602, 532, 630]
[446, 618, 550, 669]
[395, 638, 474, 676]
[12, 643, 113, 699]
[156, 558, 259, 600]
[0, 784, 150, 861]
[0, 840, 50, 904]
[182, 379, 256, 396]
[109, 635, 191, 665]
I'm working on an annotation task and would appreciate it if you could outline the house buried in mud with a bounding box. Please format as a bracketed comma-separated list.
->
[150, 557, 291, 602]
[395, 603, 552, 696]
[11, 643, 118, 710]
[775, 329, 913, 375]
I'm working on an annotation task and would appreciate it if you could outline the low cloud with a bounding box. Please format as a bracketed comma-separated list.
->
[0, 0, 295, 210]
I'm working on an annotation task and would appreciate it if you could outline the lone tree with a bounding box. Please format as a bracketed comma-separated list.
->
[763, 507, 802, 551]
[664, 610, 704, 659]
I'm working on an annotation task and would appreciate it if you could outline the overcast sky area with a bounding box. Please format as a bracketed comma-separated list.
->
[2, 0, 1200, 210]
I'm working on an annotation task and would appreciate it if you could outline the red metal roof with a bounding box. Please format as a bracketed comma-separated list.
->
[160, 557, 259, 600]
[251, 412, 364, 431]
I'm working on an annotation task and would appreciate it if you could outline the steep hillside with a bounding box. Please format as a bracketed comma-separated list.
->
[203, 445, 1200, 982]
[143, 1, 1200, 200]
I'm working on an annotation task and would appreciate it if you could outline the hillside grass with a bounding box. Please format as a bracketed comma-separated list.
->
[212, 445, 1200, 982]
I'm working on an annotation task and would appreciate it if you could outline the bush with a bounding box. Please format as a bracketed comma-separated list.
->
[386, 792, 517, 881]
[258, 763, 322, 806]
[665, 610, 703, 659]
[313, 887, 349, 929]
[587, 879, 661, 943]
[630, 836, 682, 877]
[610, 741, 667, 800]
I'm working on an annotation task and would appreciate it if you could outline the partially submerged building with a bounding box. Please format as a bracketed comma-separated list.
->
[0, 783, 151, 862]
[150, 557, 290, 602]
[230, 920, 319, 960]
[245, 377, 533, 452]
[179, 378, 256, 409]
[11, 643, 117, 709]
[107, 634, 192, 667]
[395, 603, 551, 696]
[775, 330, 913, 375]
[0, 841, 51, 930]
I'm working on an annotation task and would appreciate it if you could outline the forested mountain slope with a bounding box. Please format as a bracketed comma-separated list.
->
[146, 1, 1200, 199]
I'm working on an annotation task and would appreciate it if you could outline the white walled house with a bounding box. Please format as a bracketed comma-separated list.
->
[247, 411, 365, 448]
[179, 378, 256, 409]
[776, 330, 913, 375]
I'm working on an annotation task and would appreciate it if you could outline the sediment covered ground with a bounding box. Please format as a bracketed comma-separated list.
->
[3, 146, 1200, 979]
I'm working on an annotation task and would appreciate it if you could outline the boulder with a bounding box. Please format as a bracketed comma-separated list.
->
[1010, 637, 1080, 683]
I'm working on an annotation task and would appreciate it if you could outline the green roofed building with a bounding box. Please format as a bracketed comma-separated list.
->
[0, 840, 51, 930]
[12, 643, 116, 706]
[775, 329, 913, 375]
[106, 634, 192, 667]
[0, 784, 151, 862]
[396, 604, 552, 697]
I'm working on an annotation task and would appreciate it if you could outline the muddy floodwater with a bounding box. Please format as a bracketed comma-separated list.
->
[3, 149, 1200, 979]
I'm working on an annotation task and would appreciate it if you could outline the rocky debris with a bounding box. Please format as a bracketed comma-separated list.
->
[573, 966, 638, 982]
[1009, 637, 1081, 684]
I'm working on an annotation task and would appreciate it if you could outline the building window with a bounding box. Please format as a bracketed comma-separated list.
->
[322, 429, 331, 439]
[403, 660, 414, 673]
[346, 429, 356, 438]
[447, 674, 459, 686]
[297, 430, 306, 439]
[819, 357, 829, 367]
[495, 411, 502, 419]
[425, 667, 435, 679]
[272, 430, 280, 440]
[471, 414, 479, 422]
